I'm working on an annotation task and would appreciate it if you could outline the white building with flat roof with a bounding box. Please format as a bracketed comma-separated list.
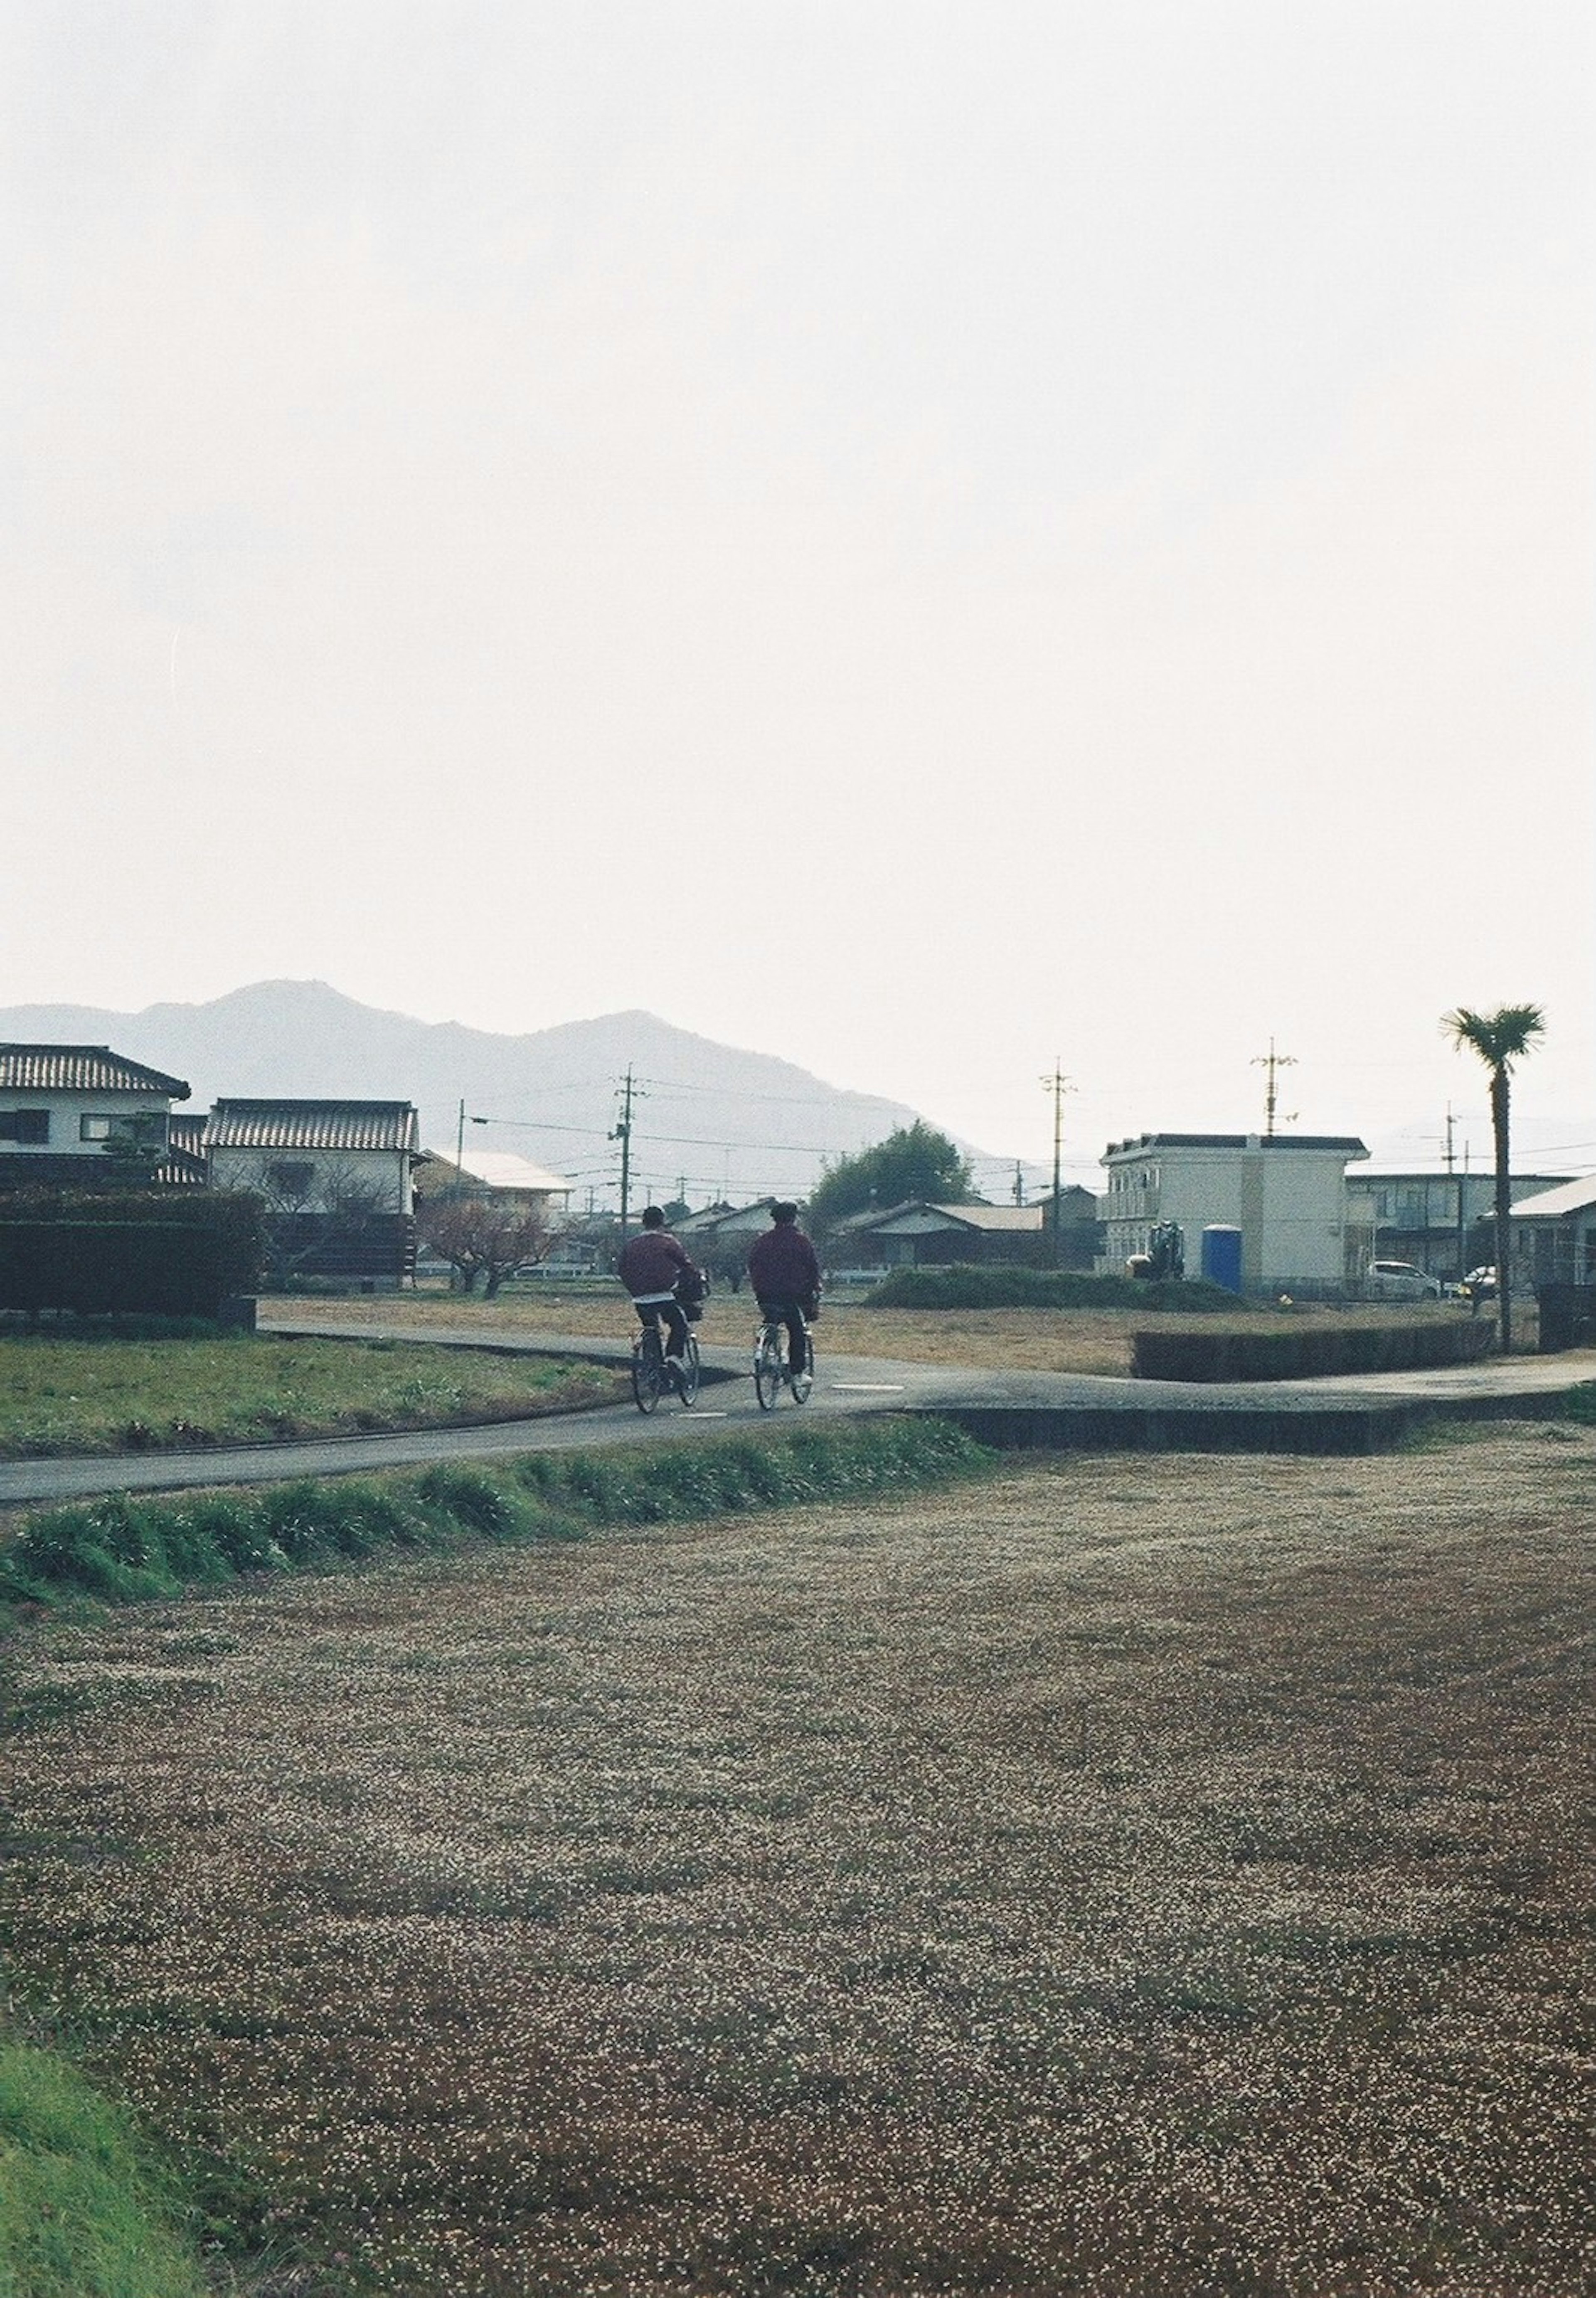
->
[1101, 1132, 1369, 1295]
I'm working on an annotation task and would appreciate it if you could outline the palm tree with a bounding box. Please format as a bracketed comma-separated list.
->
[1441, 1003, 1546, 1351]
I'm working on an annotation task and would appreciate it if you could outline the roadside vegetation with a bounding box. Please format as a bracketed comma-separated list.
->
[0, 1327, 621, 1458]
[865, 1264, 1239, 1310]
[1, 1426, 1589, 2296]
[0, 1418, 992, 1613]
[0, 2035, 207, 2298]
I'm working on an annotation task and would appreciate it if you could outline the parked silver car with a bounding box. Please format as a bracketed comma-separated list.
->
[1365, 1259, 1444, 1300]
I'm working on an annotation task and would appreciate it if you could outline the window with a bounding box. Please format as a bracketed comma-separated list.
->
[0, 1109, 49, 1144]
[79, 1113, 165, 1145]
[267, 1161, 315, 1198]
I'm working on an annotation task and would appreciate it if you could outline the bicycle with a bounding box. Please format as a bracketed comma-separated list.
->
[631, 1318, 701, 1414]
[753, 1305, 814, 1410]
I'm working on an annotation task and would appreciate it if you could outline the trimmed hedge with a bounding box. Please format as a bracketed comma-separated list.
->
[866, 1264, 1238, 1313]
[0, 1192, 261, 1320]
[0, 1418, 994, 1613]
[1131, 1318, 1496, 1383]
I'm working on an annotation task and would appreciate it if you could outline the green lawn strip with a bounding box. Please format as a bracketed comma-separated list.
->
[0, 1331, 623, 1458]
[0, 2032, 208, 2298]
[0, 1418, 996, 1615]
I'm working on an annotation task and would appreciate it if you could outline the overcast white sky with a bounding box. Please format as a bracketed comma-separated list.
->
[3, 2, 1591, 1182]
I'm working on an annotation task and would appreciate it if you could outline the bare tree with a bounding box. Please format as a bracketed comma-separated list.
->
[244, 1157, 396, 1288]
[419, 1192, 549, 1298]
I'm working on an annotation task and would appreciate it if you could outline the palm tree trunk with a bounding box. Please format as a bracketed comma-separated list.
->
[1491, 1066, 1512, 1352]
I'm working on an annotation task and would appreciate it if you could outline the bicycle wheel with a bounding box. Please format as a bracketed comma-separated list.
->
[754, 1323, 784, 1410]
[676, 1335, 701, 1406]
[789, 1327, 814, 1405]
[632, 1330, 663, 1414]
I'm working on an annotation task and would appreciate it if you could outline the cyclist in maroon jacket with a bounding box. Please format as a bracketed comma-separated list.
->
[618, 1207, 700, 1373]
[746, 1202, 822, 1381]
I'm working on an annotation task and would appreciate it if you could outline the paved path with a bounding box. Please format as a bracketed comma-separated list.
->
[0, 1319, 1588, 1511]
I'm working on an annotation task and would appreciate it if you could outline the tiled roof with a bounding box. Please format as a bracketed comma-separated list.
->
[0, 1044, 190, 1099]
[835, 1200, 1044, 1234]
[207, 1100, 420, 1153]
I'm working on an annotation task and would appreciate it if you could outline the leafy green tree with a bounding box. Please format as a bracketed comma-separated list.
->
[807, 1121, 975, 1234]
[1442, 1002, 1546, 1352]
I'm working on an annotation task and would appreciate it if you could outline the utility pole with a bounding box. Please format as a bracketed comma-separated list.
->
[1012, 1160, 1025, 1207]
[1444, 1104, 1469, 1282]
[1252, 1039, 1297, 1138]
[453, 1100, 488, 1194]
[611, 1068, 638, 1240]
[1039, 1060, 1073, 1265]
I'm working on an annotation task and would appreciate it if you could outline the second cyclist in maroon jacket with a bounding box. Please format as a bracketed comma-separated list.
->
[746, 1202, 822, 1380]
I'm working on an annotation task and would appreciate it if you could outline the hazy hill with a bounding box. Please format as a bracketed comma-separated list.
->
[0, 980, 953, 1207]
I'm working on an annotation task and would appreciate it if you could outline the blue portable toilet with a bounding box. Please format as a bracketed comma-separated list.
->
[1201, 1224, 1244, 1294]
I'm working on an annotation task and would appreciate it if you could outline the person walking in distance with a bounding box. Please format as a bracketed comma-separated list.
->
[618, 1206, 701, 1377]
[747, 1202, 822, 1383]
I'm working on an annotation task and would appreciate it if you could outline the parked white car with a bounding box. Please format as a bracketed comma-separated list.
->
[1364, 1259, 1444, 1300]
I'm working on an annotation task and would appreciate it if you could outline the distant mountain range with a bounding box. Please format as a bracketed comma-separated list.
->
[0, 980, 983, 1208]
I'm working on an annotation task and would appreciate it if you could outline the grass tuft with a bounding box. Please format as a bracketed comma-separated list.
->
[0, 2036, 207, 2298]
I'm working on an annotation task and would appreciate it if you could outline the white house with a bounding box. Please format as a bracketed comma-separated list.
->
[1509, 1175, 1596, 1289]
[0, 1044, 191, 1187]
[206, 1099, 421, 1286]
[415, 1148, 575, 1223]
[1100, 1132, 1370, 1295]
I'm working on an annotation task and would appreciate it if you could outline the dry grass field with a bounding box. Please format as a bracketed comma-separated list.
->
[2, 1425, 1591, 2297]
[269, 1286, 1496, 1377]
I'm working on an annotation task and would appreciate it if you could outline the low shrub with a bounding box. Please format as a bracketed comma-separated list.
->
[0, 1419, 995, 1613]
[1131, 1319, 1497, 1382]
[866, 1264, 1238, 1312]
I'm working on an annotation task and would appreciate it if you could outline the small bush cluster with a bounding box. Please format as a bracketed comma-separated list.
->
[0, 1419, 993, 1613]
[1132, 1318, 1497, 1382]
[867, 1263, 1238, 1312]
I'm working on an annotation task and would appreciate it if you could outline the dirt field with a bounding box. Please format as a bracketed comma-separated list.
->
[2, 1425, 1590, 2296]
[270, 1286, 1498, 1377]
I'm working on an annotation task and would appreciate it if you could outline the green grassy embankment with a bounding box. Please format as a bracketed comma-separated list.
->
[0, 1324, 621, 1458]
[0, 1416, 994, 1614]
[0, 2036, 208, 2298]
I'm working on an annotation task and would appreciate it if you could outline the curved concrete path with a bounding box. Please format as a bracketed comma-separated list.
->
[0, 1316, 1587, 1511]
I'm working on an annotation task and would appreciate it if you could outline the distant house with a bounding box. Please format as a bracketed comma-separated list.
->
[829, 1200, 1057, 1270]
[1509, 1175, 1596, 1289]
[0, 1044, 191, 1190]
[1346, 1168, 1574, 1286]
[675, 1200, 783, 1285]
[1101, 1133, 1369, 1295]
[206, 1099, 421, 1287]
[415, 1148, 576, 1227]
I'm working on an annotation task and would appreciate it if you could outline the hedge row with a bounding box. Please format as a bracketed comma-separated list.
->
[0, 1417, 994, 1613]
[866, 1264, 1238, 1313]
[0, 1192, 262, 1320]
[1131, 1319, 1496, 1383]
